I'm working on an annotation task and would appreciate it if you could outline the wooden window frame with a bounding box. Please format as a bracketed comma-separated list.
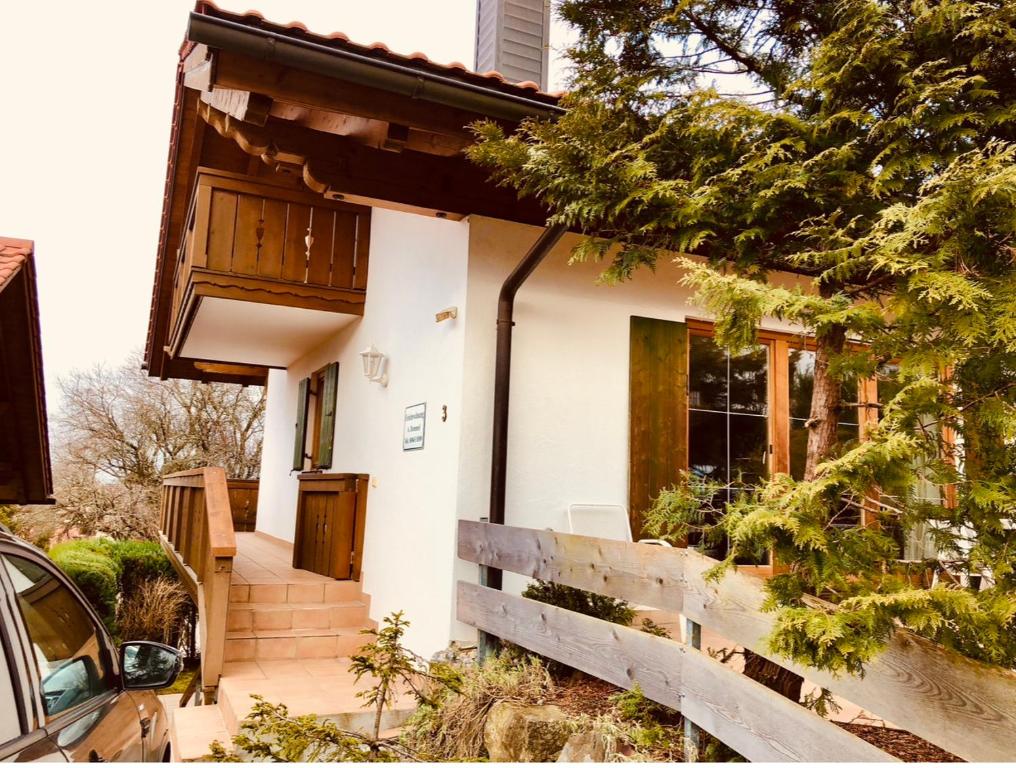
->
[686, 319, 875, 478]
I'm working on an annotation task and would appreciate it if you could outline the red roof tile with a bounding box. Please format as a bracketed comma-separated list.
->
[194, 1, 565, 101]
[0, 237, 31, 292]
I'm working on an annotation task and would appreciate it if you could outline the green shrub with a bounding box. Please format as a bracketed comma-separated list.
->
[49, 538, 178, 636]
[108, 540, 175, 594]
[522, 580, 635, 626]
[49, 542, 120, 630]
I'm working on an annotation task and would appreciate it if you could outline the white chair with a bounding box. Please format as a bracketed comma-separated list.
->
[566, 504, 672, 547]
[566, 504, 673, 618]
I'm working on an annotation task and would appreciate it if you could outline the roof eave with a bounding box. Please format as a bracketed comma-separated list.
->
[186, 11, 565, 124]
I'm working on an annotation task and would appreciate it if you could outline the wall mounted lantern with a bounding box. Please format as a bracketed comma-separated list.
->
[359, 344, 389, 387]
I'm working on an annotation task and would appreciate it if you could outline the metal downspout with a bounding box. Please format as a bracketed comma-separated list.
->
[479, 223, 567, 657]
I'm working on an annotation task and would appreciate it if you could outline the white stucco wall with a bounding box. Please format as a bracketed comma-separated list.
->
[256, 210, 812, 654]
[449, 217, 812, 638]
[255, 207, 470, 656]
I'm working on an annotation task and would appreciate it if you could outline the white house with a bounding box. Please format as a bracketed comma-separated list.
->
[146, 1, 863, 665]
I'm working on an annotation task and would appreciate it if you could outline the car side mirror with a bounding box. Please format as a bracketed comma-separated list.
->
[119, 641, 182, 690]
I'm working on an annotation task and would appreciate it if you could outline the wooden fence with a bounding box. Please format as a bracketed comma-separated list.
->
[159, 467, 236, 698]
[226, 478, 259, 532]
[456, 520, 1016, 762]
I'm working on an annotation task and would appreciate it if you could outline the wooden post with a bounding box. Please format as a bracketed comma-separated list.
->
[477, 518, 499, 663]
[684, 617, 703, 762]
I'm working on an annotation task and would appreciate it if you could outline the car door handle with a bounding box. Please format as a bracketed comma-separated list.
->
[140, 717, 152, 738]
[88, 749, 106, 762]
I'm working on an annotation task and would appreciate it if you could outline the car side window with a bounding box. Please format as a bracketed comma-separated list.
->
[2, 555, 114, 718]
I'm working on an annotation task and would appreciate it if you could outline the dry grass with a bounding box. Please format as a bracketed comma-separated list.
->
[117, 576, 188, 644]
[402, 654, 555, 761]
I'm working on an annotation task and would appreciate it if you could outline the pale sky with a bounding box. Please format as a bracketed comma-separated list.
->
[0, 1, 576, 411]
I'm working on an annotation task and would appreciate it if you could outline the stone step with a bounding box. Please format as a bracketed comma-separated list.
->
[224, 626, 369, 661]
[217, 660, 416, 737]
[170, 703, 232, 762]
[227, 601, 371, 632]
[228, 579, 364, 605]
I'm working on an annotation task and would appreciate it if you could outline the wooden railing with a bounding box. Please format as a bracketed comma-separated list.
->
[159, 467, 236, 699]
[226, 478, 259, 533]
[457, 520, 1016, 763]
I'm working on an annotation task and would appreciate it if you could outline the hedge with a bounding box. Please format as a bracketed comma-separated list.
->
[49, 538, 178, 635]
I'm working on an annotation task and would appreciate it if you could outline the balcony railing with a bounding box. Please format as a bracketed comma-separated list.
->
[167, 168, 371, 360]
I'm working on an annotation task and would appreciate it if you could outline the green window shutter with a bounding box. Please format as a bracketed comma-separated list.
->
[293, 377, 310, 471]
[629, 316, 688, 537]
[316, 362, 340, 469]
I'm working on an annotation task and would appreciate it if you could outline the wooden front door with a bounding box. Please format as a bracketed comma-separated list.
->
[292, 473, 368, 580]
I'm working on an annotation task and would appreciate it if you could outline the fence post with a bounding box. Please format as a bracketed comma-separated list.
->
[684, 617, 703, 762]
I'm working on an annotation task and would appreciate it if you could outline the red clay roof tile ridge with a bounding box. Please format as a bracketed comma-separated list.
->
[191, 0, 559, 99]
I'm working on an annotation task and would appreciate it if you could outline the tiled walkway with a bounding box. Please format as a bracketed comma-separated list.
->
[168, 532, 413, 761]
[230, 531, 333, 585]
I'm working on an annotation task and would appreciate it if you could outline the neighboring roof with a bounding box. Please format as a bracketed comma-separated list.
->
[0, 237, 53, 505]
[193, 1, 564, 101]
[0, 239, 30, 289]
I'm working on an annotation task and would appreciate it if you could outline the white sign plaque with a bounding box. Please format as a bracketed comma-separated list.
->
[403, 403, 426, 451]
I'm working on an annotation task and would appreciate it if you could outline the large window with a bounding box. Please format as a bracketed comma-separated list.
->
[688, 334, 769, 500]
[687, 326, 870, 555]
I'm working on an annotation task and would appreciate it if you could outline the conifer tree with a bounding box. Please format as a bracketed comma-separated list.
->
[471, 0, 1016, 674]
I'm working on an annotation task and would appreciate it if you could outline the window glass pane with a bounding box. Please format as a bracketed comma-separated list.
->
[839, 376, 859, 427]
[789, 348, 814, 420]
[730, 414, 769, 487]
[689, 334, 727, 411]
[790, 418, 808, 480]
[729, 346, 768, 414]
[3, 555, 113, 718]
[689, 410, 727, 485]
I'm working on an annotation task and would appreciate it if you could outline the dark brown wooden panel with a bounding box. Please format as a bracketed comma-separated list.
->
[305, 207, 335, 287]
[257, 199, 286, 279]
[629, 316, 688, 536]
[206, 189, 237, 272]
[282, 203, 310, 283]
[330, 212, 357, 289]
[231, 193, 262, 275]
[292, 473, 368, 580]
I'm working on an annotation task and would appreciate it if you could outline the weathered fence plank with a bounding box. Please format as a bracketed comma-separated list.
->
[679, 546, 1016, 764]
[458, 519, 684, 612]
[457, 582, 894, 763]
[458, 520, 1016, 762]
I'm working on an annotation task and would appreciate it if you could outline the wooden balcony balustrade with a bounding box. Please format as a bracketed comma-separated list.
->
[166, 168, 371, 360]
[226, 478, 259, 533]
[159, 467, 236, 699]
[457, 520, 1016, 763]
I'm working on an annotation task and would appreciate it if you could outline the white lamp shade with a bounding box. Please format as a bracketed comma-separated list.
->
[360, 345, 384, 381]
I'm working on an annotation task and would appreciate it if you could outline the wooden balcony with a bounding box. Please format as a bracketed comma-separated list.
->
[167, 168, 371, 368]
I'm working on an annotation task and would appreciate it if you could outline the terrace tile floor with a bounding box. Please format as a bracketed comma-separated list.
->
[230, 531, 333, 585]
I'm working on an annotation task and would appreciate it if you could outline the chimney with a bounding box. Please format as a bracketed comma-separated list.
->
[475, 0, 551, 90]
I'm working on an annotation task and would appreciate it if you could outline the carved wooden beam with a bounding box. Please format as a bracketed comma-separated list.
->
[201, 88, 273, 126]
[197, 102, 547, 224]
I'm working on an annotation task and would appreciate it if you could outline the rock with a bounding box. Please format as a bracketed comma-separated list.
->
[430, 641, 476, 666]
[484, 702, 573, 762]
[557, 731, 614, 762]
